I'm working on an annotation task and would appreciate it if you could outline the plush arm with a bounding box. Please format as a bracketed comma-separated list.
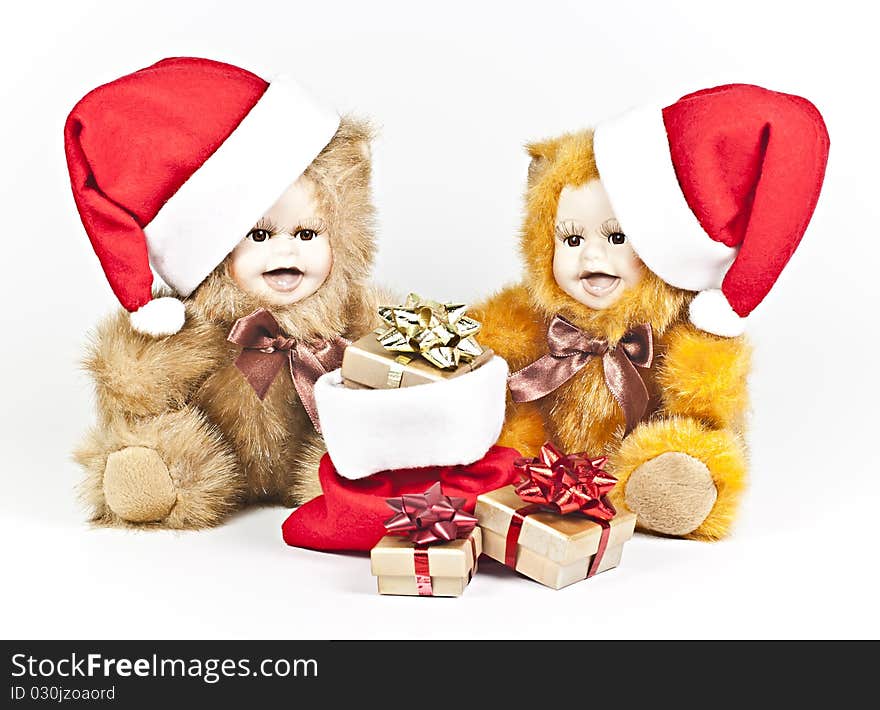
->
[469, 284, 552, 458]
[84, 307, 227, 423]
[655, 323, 752, 430]
[340, 283, 398, 341]
[470, 284, 548, 372]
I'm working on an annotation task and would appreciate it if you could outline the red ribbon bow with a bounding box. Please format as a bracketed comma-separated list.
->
[514, 442, 617, 521]
[383, 482, 478, 546]
[506, 442, 618, 579]
[227, 308, 348, 433]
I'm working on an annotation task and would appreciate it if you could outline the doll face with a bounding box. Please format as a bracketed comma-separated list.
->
[552, 179, 643, 309]
[229, 174, 333, 306]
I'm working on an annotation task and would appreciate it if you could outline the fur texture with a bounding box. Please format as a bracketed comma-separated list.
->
[74, 116, 384, 529]
[472, 129, 751, 540]
[611, 418, 748, 540]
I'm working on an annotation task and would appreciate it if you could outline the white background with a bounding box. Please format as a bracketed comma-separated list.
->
[1, 0, 878, 639]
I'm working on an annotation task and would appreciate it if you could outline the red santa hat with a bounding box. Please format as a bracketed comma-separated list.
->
[593, 83, 830, 337]
[64, 57, 340, 336]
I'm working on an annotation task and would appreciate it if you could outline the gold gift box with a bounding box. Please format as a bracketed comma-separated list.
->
[370, 528, 482, 597]
[342, 330, 494, 390]
[475, 485, 636, 590]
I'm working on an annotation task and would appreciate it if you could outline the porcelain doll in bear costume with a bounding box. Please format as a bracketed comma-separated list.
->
[473, 84, 829, 539]
[65, 58, 383, 528]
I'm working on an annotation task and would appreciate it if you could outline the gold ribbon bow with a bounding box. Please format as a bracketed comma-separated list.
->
[376, 293, 483, 370]
[507, 315, 653, 436]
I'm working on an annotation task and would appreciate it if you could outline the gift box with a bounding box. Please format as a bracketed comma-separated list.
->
[342, 293, 491, 390]
[370, 528, 482, 597]
[475, 443, 636, 589]
[314, 292, 508, 480]
[342, 329, 494, 389]
[369, 482, 482, 597]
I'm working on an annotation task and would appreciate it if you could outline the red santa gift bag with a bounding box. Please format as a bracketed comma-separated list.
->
[282, 446, 520, 552]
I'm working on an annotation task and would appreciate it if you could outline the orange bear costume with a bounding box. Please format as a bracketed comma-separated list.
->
[473, 84, 829, 539]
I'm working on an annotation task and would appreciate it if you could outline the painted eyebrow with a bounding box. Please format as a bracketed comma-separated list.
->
[288, 216, 328, 234]
[555, 218, 620, 232]
[252, 216, 278, 232]
[554, 220, 583, 236]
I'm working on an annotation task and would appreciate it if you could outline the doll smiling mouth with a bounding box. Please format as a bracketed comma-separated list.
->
[263, 267, 304, 293]
[581, 272, 620, 297]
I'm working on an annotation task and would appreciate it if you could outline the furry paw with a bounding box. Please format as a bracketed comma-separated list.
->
[75, 406, 244, 529]
[607, 417, 747, 540]
[103, 446, 177, 523]
[624, 452, 717, 536]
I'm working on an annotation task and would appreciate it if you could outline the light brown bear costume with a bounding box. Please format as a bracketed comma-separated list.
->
[473, 84, 829, 540]
[67, 59, 384, 528]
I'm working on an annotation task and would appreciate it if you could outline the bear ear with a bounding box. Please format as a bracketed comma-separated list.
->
[526, 139, 559, 186]
[315, 115, 375, 187]
[337, 115, 374, 163]
[357, 139, 371, 162]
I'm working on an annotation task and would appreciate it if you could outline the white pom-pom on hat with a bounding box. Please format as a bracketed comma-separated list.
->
[688, 289, 747, 338]
[129, 297, 187, 337]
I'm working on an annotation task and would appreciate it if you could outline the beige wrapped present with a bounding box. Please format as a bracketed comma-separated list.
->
[370, 528, 482, 597]
[342, 329, 494, 390]
[476, 485, 636, 590]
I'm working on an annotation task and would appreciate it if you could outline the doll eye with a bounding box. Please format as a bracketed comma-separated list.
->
[247, 229, 270, 243]
[607, 232, 626, 245]
[565, 235, 583, 248]
[295, 229, 317, 241]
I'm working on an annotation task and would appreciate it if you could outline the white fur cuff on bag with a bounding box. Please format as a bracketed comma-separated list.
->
[314, 356, 510, 480]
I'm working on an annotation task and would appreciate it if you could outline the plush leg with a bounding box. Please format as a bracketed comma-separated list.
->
[284, 432, 328, 507]
[103, 447, 177, 522]
[496, 400, 548, 458]
[607, 417, 747, 540]
[73, 406, 243, 529]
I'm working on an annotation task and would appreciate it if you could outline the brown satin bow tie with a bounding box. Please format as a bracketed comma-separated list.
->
[507, 315, 653, 436]
[227, 308, 348, 433]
